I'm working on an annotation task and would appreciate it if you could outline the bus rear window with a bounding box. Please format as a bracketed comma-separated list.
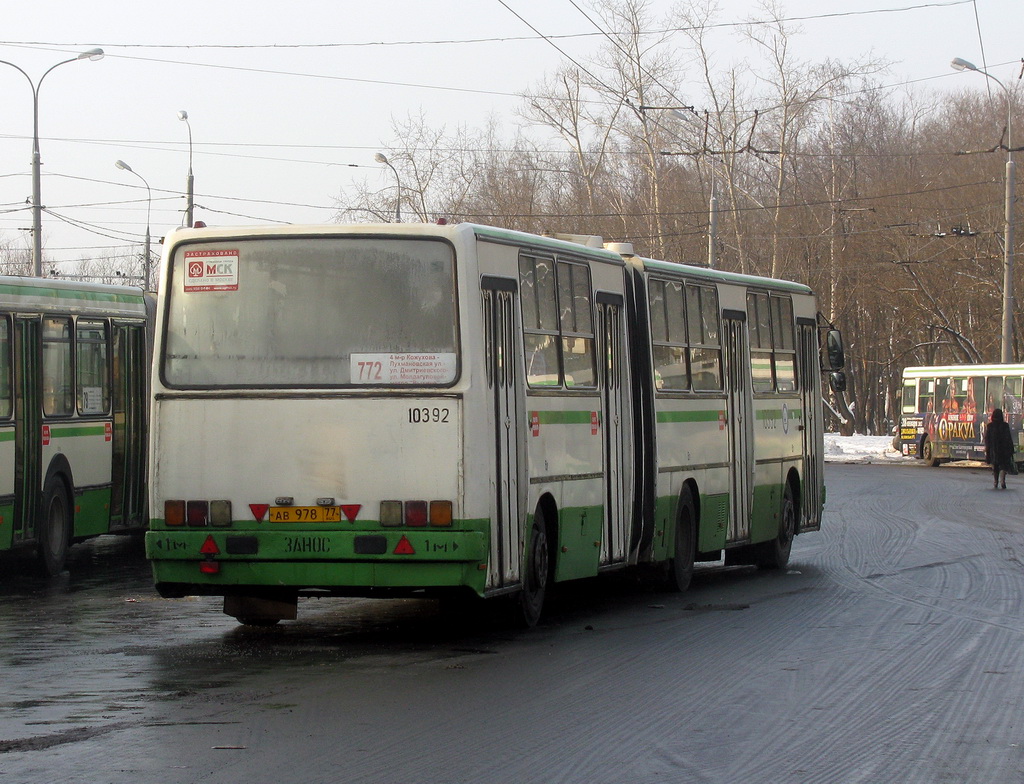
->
[163, 237, 459, 387]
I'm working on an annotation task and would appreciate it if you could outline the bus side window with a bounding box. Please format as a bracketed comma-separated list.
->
[686, 283, 722, 391]
[42, 316, 73, 417]
[902, 381, 916, 414]
[0, 316, 10, 418]
[746, 292, 774, 393]
[986, 377, 1004, 414]
[519, 254, 560, 387]
[557, 261, 596, 389]
[648, 278, 688, 391]
[919, 378, 935, 415]
[76, 318, 110, 416]
[771, 294, 796, 392]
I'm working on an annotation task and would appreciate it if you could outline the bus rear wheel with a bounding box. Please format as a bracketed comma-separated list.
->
[38, 476, 71, 576]
[667, 488, 696, 592]
[518, 512, 550, 628]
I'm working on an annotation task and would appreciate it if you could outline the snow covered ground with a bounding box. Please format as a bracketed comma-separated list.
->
[823, 433, 907, 464]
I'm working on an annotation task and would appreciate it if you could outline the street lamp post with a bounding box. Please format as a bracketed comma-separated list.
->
[114, 160, 152, 290]
[0, 48, 104, 277]
[178, 110, 194, 227]
[374, 152, 402, 222]
[951, 57, 1016, 363]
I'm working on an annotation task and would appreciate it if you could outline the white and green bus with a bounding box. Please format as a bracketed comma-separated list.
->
[1, 276, 151, 575]
[145, 223, 844, 625]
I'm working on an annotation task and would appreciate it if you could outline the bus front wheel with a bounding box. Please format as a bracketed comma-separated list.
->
[757, 483, 795, 570]
[38, 476, 71, 576]
[921, 437, 940, 467]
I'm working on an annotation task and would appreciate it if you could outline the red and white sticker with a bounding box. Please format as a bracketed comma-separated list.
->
[184, 249, 239, 292]
[104, 422, 112, 442]
[42, 425, 50, 446]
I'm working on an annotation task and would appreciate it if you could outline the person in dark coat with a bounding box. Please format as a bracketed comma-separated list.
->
[985, 408, 1016, 489]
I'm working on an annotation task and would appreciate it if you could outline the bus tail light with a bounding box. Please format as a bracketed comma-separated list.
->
[165, 500, 186, 526]
[199, 535, 220, 574]
[210, 500, 232, 527]
[380, 501, 403, 527]
[429, 501, 452, 527]
[379, 500, 454, 527]
[187, 501, 209, 527]
[405, 501, 428, 527]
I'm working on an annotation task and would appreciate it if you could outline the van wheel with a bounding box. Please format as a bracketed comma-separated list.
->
[38, 476, 71, 576]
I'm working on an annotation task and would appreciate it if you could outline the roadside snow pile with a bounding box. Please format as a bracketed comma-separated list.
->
[823, 434, 906, 464]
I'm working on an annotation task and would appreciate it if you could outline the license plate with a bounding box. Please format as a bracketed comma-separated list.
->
[268, 506, 341, 523]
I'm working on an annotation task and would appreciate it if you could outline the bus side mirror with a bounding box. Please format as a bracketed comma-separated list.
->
[830, 371, 847, 393]
[824, 329, 845, 372]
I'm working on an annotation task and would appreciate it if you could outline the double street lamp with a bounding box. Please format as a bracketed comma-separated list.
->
[114, 160, 152, 290]
[0, 48, 104, 277]
[951, 57, 1016, 363]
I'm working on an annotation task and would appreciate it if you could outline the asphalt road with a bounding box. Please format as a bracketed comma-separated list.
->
[1, 461, 1022, 783]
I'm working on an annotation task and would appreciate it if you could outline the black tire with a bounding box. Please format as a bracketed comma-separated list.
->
[518, 511, 550, 628]
[758, 483, 796, 570]
[922, 437, 940, 468]
[667, 488, 696, 592]
[38, 476, 71, 576]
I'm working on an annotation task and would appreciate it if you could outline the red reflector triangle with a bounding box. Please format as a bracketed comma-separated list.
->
[250, 503, 269, 522]
[200, 535, 220, 555]
[341, 504, 361, 522]
[393, 535, 415, 555]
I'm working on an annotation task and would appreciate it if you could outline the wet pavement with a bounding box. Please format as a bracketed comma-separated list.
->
[2, 463, 1024, 783]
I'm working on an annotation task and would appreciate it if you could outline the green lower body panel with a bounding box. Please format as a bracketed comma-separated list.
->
[146, 527, 489, 595]
[73, 487, 113, 539]
[0, 502, 13, 551]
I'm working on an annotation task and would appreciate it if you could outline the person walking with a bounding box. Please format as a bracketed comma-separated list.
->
[985, 408, 1016, 489]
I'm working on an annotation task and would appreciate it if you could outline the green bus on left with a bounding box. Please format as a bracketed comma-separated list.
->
[0, 275, 151, 574]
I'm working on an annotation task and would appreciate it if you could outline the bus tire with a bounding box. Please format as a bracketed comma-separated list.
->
[757, 483, 796, 570]
[518, 512, 550, 628]
[921, 437, 940, 467]
[667, 488, 696, 592]
[38, 476, 71, 576]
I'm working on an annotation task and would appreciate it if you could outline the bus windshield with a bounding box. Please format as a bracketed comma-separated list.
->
[163, 236, 459, 387]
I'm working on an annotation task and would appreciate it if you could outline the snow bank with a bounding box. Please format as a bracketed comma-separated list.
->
[823, 434, 906, 464]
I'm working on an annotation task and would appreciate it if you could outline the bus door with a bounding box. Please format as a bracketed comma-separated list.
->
[12, 317, 42, 543]
[597, 294, 631, 566]
[797, 319, 824, 531]
[723, 311, 754, 542]
[482, 278, 525, 588]
[109, 323, 147, 530]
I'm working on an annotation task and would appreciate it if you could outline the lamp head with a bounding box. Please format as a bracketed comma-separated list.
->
[374, 152, 389, 165]
[114, 159, 132, 173]
[178, 110, 189, 122]
[950, 57, 977, 72]
[79, 48, 104, 61]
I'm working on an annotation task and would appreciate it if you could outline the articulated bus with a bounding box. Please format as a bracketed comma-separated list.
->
[145, 223, 844, 626]
[0, 276, 150, 575]
[895, 364, 1024, 467]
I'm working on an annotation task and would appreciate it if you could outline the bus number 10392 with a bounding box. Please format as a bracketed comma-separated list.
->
[408, 407, 451, 424]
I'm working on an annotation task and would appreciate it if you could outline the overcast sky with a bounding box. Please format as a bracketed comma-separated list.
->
[0, 0, 1019, 274]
